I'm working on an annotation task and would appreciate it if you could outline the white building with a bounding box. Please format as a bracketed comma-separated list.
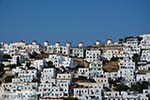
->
[89, 61, 104, 78]
[57, 80, 70, 97]
[104, 72, 118, 79]
[57, 73, 72, 80]
[140, 49, 150, 62]
[104, 91, 148, 100]
[73, 83, 102, 100]
[46, 42, 70, 55]
[140, 34, 150, 49]
[136, 72, 150, 82]
[17, 69, 37, 82]
[143, 89, 150, 94]
[126, 38, 139, 46]
[12, 67, 22, 75]
[41, 68, 56, 83]
[118, 68, 135, 82]
[138, 64, 150, 71]
[123, 38, 141, 58]
[26, 41, 42, 54]
[49, 54, 75, 68]
[31, 59, 47, 70]
[71, 47, 84, 58]
[1, 82, 38, 100]
[123, 45, 141, 58]
[103, 49, 120, 60]
[39, 79, 69, 98]
[10, 54, 26, 65]
[94, 77, 109, 88]
[78, 68, 89, 78]
[85, 49, 101, 62]
[119, 57, 135, 70]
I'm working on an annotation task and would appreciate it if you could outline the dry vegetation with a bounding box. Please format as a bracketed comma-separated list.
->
[137, 70, 150, 74]
[103, 61, 119, 72]
[74, 58, 89, 68]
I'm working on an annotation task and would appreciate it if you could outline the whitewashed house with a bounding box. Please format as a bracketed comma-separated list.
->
[123, 45, 141, 58]
[119, 57, 135, 70]
[136, 72, 150, 82]
[126, 38, 139, 47]
[94, 77, 109, 88]
[3, 44, 18, 55]
[140, 49, 150, 62]
[31, 59, 47, 70]
[41, 68, 56, 83]
[143, 89, 150, 94]
[39, 86, 64, 98]
[104, 72, 118, 79]
[57, 73, 72, 80]
[57, 73, 72, 84]
[46, 42, 70, 55]
[38, 83, 53, 97]
[10, 54, 26, 65]
[138, 64, 150, 71]
[89, 61, 104, 78]
[73, 86, 102, 100]
[85, 49, 101, 62]
[78, 68, 89, 78]
[71, 47, 85, 58]
[103, 49, 120, 60]
[104, 91, 121, 99]
[26, 40, 42, 54]
[19, 49, 30, 60]
[49, 54, 75, 68]
[17, 69, 37, 82]
[1, 82, 38, 100]
[57, 80, 70, 97]
[117, 68, 135, 82]
[12, 67, 22, 75]
[140, 34, 150, 49]
[38, 81, 68, 98]
[7, 90, 38, 100]
[104, 91, 148, 100]
[123, 38, 141, 58]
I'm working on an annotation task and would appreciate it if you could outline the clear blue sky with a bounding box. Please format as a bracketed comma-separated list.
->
[0, 0, 149, 46]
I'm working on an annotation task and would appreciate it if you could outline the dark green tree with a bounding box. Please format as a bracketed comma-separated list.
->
[0, 63, 4, 73]
[132, 53, 140, 65]
[114, 84, 129, 91]
[2, 54, 12, 59]
[130, 82, 149, 93]
[110, 57, 119, 61]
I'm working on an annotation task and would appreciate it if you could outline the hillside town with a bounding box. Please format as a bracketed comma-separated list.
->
[0, 34, 150, 100]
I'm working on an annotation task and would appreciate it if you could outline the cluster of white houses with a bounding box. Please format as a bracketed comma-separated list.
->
[0, 34, 150, 100]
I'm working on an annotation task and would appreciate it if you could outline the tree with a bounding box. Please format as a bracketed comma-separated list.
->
[132, 53, 140, 65]
[26, 62, 31, 68]
[5, 76, 14, 83]
[29, 51, 38, 58]
[137, 36, 143, 41]
[46, 61, 55, 68]
[0, 63, 4, 73]
[7, 64, 17, 69]
[119, 38, 125, 43]
[16, 57, 21, 66]
[110, 57, 119, 61]
[2, 54, 12, 59]
[78, 76, 88, 80]
[130, 82, 149, 93]
[114, 84, 129, 91]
